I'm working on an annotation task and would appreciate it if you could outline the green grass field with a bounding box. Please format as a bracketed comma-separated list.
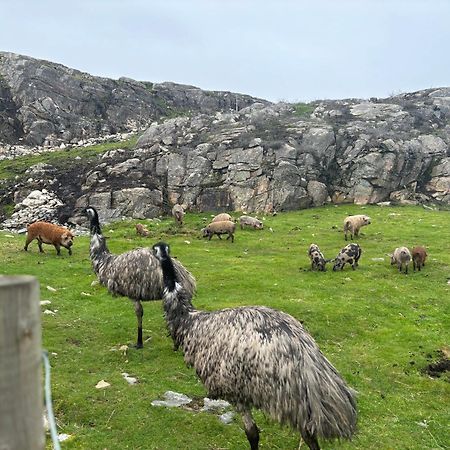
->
[1, 204, 449, 449]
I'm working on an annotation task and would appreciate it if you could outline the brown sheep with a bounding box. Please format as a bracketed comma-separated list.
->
[412, 246, 427, 271]
[343, 214, 371, 241]
[135, 223, 149, 237]
[201, 220, 236, 243]
[24, 221, 74, 255]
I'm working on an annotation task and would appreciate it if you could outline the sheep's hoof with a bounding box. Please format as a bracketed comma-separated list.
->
[134, 343, 144, 349]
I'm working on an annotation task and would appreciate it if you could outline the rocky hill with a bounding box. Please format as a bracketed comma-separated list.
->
[0, 52, 449, 229]
[0, 51, 265, 147]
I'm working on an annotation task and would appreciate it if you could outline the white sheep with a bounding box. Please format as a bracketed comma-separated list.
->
[343, 214, 371, 241]
[172, 204, 185, 226]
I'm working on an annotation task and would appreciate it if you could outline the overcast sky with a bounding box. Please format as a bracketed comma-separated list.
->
[1, 0, 449, 102]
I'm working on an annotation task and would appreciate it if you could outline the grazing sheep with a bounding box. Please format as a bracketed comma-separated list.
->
[201, 220, 236, 243]
[412, 246, 427, 271]
[343, 215, 371, 241]
[153, 242, 357, 450]
[390, 247, 412, 274]
[24, 221, 74, 256]
[212, 213, 233, 223]
[84, 206, 196, 348]
[135, 223, 150, 237]
[333, 243, 362, 271]
[239, 215, 263, 230]
[172, 204, 185, 226]
[308, 244, 329, 271]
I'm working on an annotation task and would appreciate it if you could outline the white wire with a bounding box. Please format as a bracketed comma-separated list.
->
[42, 350, 61, 450]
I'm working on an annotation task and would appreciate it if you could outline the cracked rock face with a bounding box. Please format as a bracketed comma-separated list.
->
[0, 52, 266, 147]
[0, 53, 449, 227]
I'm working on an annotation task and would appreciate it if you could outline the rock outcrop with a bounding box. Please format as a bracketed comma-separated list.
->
[0, 53, 449, 228]
[0, 52, 267, 147]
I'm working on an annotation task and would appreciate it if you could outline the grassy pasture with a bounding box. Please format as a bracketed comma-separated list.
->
[1, 204, 449, 449]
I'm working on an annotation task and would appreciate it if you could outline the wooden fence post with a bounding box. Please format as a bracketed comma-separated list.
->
[0, 275, 44, 450]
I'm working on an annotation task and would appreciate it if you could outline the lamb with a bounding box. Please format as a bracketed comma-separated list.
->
[153, 241, 357, 450]
[308, 244, 329, 271]
[84, 206, 196, 348]
[201, 220, 236, 243]
[332, 243, 362, 271]
[412, 246, 427, 271]
[212, 213, 233, 223]
[343, 215, 371, 241]
[390, 247, 412, 274]
[135, 223, 150, 237]
[239, 215, 263, 230]
[172, 204, 185, 226]
[24, 221, 74, 256]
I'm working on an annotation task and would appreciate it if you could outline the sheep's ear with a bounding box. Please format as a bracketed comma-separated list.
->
[325, 258, 335, 263]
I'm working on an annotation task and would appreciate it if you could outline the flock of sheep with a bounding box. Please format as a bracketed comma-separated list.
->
[307, 214, 428, 275]
[20, 205, 429, 449]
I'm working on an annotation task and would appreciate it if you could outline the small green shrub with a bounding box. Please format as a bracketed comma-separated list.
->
[293, 102, 315, 118]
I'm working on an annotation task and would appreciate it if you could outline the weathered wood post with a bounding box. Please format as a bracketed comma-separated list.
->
[0, 276, 44, 450]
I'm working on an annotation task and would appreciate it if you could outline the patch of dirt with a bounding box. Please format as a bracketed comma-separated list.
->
[423, 349, 450, 378]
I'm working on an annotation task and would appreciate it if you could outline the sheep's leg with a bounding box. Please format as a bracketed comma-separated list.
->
[24, 237, 32, 251]
[240, 408, 259, 450]
[134, 300, 144, 349]
[300, 429, 320, 450]
[54, 244, 61, 255]
[37, 238, 45, 253]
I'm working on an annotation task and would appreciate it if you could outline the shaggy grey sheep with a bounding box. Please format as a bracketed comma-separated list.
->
[153, 241, 357, 450]
[84, 207, 196, 348]
[239, 215, 263, 230]
[390, 246, 412, 274]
